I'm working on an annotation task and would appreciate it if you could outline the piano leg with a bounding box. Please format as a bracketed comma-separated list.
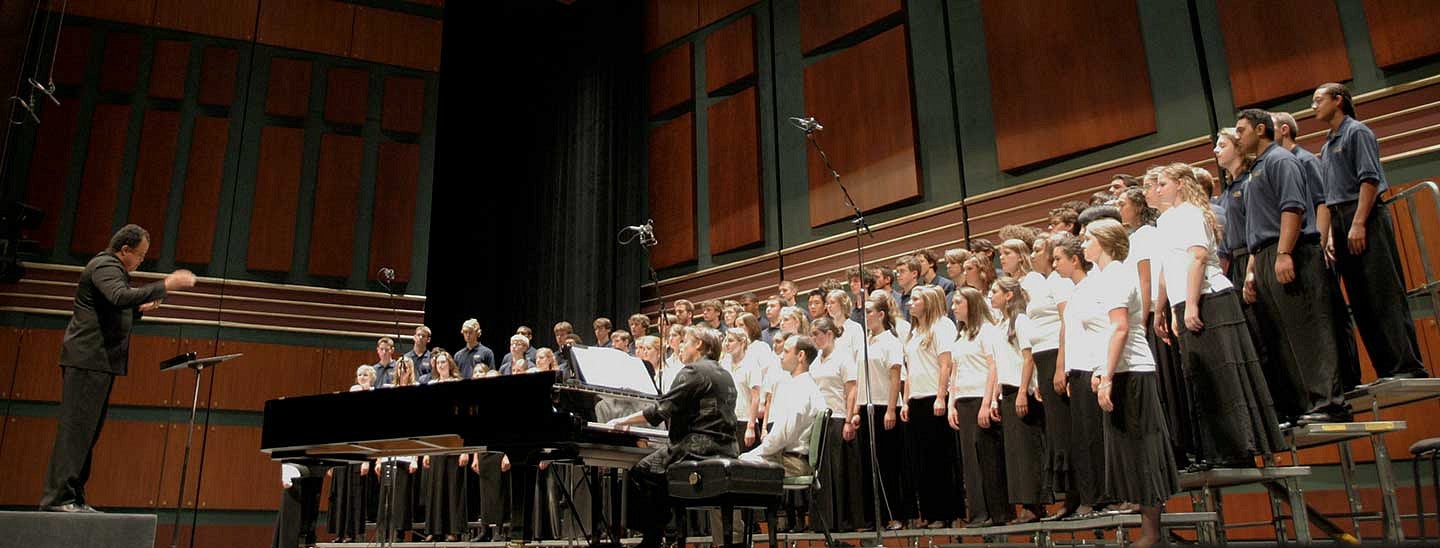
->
[609, 470, 625, 543]
[551, 465, 591, 540]
[588, 467, 607, 547]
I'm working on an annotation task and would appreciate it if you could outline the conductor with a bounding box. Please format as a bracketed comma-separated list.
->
[39, 224, 196, 512]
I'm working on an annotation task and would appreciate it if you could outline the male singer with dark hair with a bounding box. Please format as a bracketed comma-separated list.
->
[41, 224, 196, 512]
[608, 326, 737, 548]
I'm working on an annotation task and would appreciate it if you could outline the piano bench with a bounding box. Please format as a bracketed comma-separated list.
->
[667, 458, 782, 547]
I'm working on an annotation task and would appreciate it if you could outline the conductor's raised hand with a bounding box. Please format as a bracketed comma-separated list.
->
[164, 269, 197, 291]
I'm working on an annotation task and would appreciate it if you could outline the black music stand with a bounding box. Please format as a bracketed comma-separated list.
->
[159, 351, 243, 548]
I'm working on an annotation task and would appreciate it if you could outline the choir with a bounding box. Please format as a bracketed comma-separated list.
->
[307, 84, 1427, 548]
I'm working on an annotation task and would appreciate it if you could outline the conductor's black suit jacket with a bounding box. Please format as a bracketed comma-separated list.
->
[59, 252, 167, 376]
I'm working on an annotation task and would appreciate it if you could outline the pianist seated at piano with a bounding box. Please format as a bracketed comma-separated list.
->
[740, 335, 825, 477]
[420, 350, 462, 384]
[350, 365, 376, 391]
[500, 334, 532, 374]
[605, 326, 739, 548]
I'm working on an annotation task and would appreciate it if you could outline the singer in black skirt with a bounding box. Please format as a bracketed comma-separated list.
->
[423, 454, 469, 542]
[849, 298, 916, 529]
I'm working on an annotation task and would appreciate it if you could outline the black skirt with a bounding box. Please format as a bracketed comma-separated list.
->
[1032, 349, 1071, 495]
[1146, 307, 1194, 468]
[1173, 290, 1286, 462]
[326, 464, 368, 539]
[954, 397, 1011, 523]
[855, 404, 915, 523]
[1102, 372, 1180, 507]
[375, 461, 415, 538]
[904, 395, 962, 521]
[813, 416, 867, 531]
[1066, 371, 1108, 507]
[423, 455, 469, 537]
[999, 385, 1051, 505]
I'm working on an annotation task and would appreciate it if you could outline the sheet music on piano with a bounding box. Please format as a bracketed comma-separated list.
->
[569, 345, 659, 397]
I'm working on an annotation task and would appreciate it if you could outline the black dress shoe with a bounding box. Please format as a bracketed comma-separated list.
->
[40, 503, 98, 513]
[1299, 410, 1351, 425]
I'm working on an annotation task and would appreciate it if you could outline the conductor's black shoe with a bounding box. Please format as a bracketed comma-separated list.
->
[1390, 369, 1430, 380]
[40, 503, 98, 513]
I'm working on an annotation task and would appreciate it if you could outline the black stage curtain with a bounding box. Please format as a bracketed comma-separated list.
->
[425, 0, 646, 354]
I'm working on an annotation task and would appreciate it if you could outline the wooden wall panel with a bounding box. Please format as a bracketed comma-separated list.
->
[802, 26, 919, 227]
[156, 420, 201, 509]
[126, 110, 180, 252]
[59, 0, 156, 26]
[984, 0, 1155, 170]
[265, 57, 312, 118]
[308, 134, 364, 278]
[700, 0, 756, 27]
[197, 47, 238, 107]
[148, 39, 190, 100]
[257, 0, 354, 57]
[209, 341, 325, 411]
[705, 15, 754, 93]
[110, 334, 180, 407]
[197, 425, 280, 510]
[798, 0, 902, 54]
[369, 142, 420, 283]
[26, 101, 81, 250]
[1364, 0, 1440, 68]
[246, 126, 304, 272]
[351, 6, 443, 71]
[706, 88, 762, 254]
[381, 76, 425, 134]
[51, 25, 92, 87]
[0, 327, 19, 398]
[99, 31, 143, 93]
[154, 525, 275, 548]
[83, 420, 172, 508]
[648, 43, 693, 117]
[1217, 0, 1350, 107]
[324, 67, 370, 126]
[9, 328, 64, 402]
[0, 416, 57, 504]
[174, 115, 228, 264]
[71, 104, 130, 256]
[647, 113, 696, 269]
[153, 0, 260, 41]
[644, 0, 699, 52]
[322, 347, 378, 393]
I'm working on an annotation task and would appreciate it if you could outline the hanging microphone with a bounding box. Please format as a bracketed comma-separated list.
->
[639, 219, 657, 247]
[378, 267, 396, 282]
[788, 116, 823, 133]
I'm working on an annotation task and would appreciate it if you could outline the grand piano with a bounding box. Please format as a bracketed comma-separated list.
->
[260, 349, 667, 544]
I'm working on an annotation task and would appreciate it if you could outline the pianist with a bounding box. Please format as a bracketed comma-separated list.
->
[606, 326, 738, 548]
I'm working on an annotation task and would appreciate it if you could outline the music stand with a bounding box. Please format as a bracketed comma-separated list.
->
[160, 351, 243, 548]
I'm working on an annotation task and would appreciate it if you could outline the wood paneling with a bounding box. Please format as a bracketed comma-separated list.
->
[8, 328, 65, 402]
[99, 31, 143, 93]
[51, 25, 92, 87]
[246, 126, 304, 272]
[0, 416, 57, 504]
[126, 110, 180, 252]
[1217, 0, 1350, 107]
[983, 0, 1156, 170]
[174, 115, 228, 265]
[700, 0, 756, 27]
[0, 327, 19, 398]
[381, 76, 425, 134]
[798, 0, 902, 54]
[71, 104, 130, 256]
[324, 67, 370, 126]
[148, 39, 190, 99]
[59, 0, 156, 26]
[1364, 0, 1440, 68]
[257, 0, 354, 58]
[648, 113, 696, 269]
[265, 57, 312, 118]
[648, 43, 692, 117]
[156, 420, 202, 509]
[706, 87, 762, 254]
[323, 347, 377, 393]
[26, 101, 81, 249]
[705, 15, 754, 93]
[110, 334, 180, 407]
[198, 425, 281, 509]
[83, 420, 172, 508]
[154, 525, 275, 548]
[308, 134, 364, 278]
[802, 26, 919, 227]
[153, 0, 260, 41]
[369, 142, 420, 283]
[644, 0, 699, 52]
[351, 6, 443, 71]
[209, 341, 325, 411]
[197, 47, 238, 107]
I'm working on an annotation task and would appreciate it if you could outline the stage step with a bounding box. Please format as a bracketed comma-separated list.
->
[0, 510, 156, 548]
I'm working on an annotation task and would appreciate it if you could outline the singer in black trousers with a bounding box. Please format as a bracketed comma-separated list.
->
[40, 225, 192, 512]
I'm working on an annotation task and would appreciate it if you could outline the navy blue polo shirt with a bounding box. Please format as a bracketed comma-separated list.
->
[1218, 171, 1250, 255]
[404, 348, 432, 378]
[1245, 142, 1317, 252]
[454, 343, 495, 378]
[1320, 116, 1389, 205]
[1290, 145, 1327, 207]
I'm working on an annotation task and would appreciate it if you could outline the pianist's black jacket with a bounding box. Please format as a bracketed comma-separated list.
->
[640, 358, 738, 468]
[59, 252, 167, 375]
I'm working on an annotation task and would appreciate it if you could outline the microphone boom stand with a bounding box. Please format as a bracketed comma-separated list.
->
[803, 128, 883, 547]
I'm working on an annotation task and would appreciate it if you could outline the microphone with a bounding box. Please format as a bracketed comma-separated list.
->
[788, 116, 823, 133]
[639, 219, 657, 247]
[378, 267, 396, 282]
